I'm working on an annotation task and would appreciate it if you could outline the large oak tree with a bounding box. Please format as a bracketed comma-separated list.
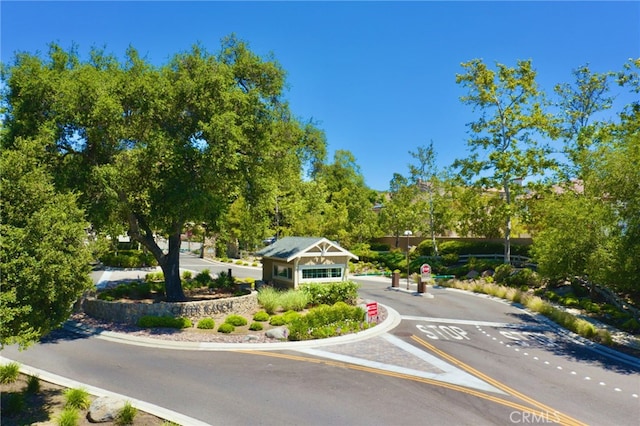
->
[3, 36, 324, 301]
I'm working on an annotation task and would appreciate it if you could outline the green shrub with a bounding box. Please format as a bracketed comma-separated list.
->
[563, 296, 580, 307]
[225, 314, 248, 326]
[0, 362, 20, 384]
[595, 329, 613, 345]
[64, 387, 91, 410]
[26, 374, 40, 394]
[257, 286, 281, 314]
[195, 269, 213, 286]
[288, 302, 367, 341]
[493, 264, 514, 284]
[249, 322, 264, 331]
[253, 310, 270, 322]
[146, 271, 164, 282]
[377, 250, 406, 271]
[368, 241, 390, 251]
[507, 268, 542, 288]
[350, 243, 380, 262]
[212, 271, 234, 290]
[621, 318, 640, 332]
[218, 323, 235, 333]
[181, 270, 193, 280]
[3, 392, 25, 416]
[579, 299, 601, 314]
[437, 240, 529, 257]
[441, 253, 459, 266]
[280, 290, 310, 311]
[269, 315, 286, 326]
[282, 310, 302, 324]
[575, 319, 596, 338]
[115, 401, 137, 425]
[57, 406, 80, 426]
[197, 318, 216, 329]
[137, 316, 192, 329]
[300, 281, 359, 306]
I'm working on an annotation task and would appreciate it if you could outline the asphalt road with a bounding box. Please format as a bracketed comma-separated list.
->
[3, 254, 639, 425]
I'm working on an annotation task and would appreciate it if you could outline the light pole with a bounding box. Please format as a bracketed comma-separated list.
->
[404, 230, 412, 289]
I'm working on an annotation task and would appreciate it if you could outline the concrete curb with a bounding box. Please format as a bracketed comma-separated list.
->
[64, 303, 402, 351]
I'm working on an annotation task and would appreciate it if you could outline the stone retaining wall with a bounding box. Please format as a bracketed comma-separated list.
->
[82, 292, 259, 325]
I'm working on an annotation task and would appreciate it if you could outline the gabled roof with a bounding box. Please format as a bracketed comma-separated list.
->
[256, 237, 358, 263]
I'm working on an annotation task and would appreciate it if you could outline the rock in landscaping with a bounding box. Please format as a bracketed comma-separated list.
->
[266, 327, 288, 340]
[466, 270, 480, 279]
[88, 396, 126, 423]
[243, 334, 259, 342]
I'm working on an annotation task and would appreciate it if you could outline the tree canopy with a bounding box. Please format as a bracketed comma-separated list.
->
[453, 59, 558, 263]
[1, 137, 93, 348]
[2, 36, 325, 301]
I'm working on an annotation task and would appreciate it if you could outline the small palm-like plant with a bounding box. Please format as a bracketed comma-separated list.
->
[57, 406, 80, 426]
[3, 393, 25, 416]
[115, 401, 137, 425]
[64, 387, 91, 410]
[26, 374, 40, 393]
[0, 362, 21, 384]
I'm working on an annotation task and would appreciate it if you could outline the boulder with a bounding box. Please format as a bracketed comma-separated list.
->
[266, 326, 288, 340]
[88, 396, 126, 423]
[466, 270, 480, 279]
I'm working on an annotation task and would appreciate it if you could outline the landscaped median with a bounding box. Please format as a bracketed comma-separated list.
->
[81, 276, 388, 344]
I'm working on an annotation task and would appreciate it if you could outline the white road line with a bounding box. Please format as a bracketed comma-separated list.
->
[96, 270, 112, 289]
[401, 316, 513, 327]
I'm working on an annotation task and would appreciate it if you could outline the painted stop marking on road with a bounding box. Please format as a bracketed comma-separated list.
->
[417, 324, 470, 340]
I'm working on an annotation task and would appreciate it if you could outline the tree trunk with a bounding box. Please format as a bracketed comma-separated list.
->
[124, 207, 187, 302]
[503, 178, 512, 265]
[200, 228, 206, 259]
[161, 232, 186, 302]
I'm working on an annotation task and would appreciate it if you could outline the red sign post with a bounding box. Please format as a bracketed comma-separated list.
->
[366, 301, 378, 321]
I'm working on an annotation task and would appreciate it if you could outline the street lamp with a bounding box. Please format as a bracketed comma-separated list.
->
[404, 230, 412, 289]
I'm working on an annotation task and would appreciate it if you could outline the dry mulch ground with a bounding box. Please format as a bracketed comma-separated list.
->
[0, 374, 166, 425]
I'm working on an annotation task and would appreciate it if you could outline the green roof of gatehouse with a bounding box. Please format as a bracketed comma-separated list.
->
[256, 236, 357, 262]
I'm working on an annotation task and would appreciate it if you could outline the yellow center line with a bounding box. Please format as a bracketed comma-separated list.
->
[237, 350, 573, 422]
[411, 335, 588, 426]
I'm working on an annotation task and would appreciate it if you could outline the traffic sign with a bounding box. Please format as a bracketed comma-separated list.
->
[421, 264, 431, 276]
[366, 301, 378, 317]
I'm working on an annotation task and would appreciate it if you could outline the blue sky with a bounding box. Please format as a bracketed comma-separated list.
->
[2, 1, 639, 190]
